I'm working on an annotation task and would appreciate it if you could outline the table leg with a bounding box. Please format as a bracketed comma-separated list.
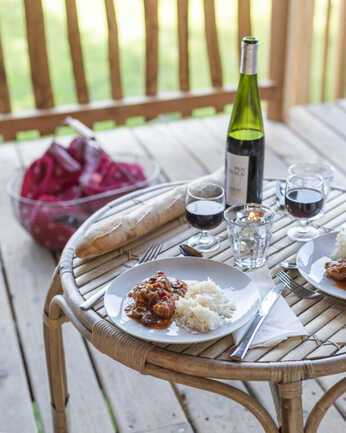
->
[278, 382, 304, 433]
[270, 383, 282, 427]
[43, 271, 69, 433]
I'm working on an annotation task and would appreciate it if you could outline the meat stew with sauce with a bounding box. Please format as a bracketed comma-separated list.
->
[125, 271, 187, 329]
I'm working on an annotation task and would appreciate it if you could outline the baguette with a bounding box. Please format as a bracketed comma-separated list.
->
[75, 168, 224, 258]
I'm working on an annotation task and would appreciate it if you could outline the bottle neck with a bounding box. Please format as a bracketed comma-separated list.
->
[240, 41, 258, 75]
[228, 72, 264, 136]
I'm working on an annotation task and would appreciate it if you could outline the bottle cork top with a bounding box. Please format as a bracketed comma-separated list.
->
[240, 36, 258, 75]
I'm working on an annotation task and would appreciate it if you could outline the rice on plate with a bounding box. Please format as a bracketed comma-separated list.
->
[333, 228, 346, 259]
[174, 279, 235, 333]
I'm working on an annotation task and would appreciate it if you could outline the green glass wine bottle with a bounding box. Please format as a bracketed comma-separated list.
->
[225, 36, 264, 206]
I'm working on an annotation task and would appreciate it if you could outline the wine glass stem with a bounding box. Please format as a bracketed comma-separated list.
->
[200, 230, 209, 239]
[300, 218, 308, 227]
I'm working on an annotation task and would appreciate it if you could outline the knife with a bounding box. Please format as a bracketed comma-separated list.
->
[229, 283, 285, 361]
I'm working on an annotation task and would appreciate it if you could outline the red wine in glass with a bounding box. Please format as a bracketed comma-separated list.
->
[285, 174, 325, 242]
[185, 182, 225, 252]
[285, 187, 324, 219]
[185, 200, 224, 230]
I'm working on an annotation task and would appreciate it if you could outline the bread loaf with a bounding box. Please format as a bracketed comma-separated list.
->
[75, 168, 224, 258]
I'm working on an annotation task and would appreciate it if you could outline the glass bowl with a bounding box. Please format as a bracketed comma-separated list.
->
[7, 153, 160, 250]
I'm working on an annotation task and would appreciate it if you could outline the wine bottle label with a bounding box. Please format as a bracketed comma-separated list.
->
[225, 152, 249, 204]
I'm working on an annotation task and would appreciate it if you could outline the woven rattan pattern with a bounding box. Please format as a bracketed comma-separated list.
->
[56, 180, 346, 383]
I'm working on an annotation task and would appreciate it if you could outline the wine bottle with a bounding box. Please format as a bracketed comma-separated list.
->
[225, 36, 264, 206]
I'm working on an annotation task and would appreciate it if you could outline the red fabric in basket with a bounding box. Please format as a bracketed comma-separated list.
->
[20, 137, 147, 249]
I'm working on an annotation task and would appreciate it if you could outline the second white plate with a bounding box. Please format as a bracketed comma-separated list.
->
[297, 232, 346, 301]
[104, 257, 260, 344]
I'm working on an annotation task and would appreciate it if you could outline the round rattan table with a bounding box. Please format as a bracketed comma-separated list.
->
[43, 179, 346, 433]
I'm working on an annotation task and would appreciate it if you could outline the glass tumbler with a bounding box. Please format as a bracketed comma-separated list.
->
[224, 204, 274, 270]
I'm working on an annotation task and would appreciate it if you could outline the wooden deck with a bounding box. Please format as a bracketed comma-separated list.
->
[1, 102, 346, 433]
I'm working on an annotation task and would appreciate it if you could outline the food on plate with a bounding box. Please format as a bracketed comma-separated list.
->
[325, 229, 346, 285]
[332, 229, 346, 260]
[75, 167, 224, 259]
[325, 260, 346, 282]
[175, 279, 235, 333]
[125, 271, 187, 329]
[125, 272, 236, 333]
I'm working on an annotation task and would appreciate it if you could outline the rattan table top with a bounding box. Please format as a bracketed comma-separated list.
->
[58, 179, 346, 382]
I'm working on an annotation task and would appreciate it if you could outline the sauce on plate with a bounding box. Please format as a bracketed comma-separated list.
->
[334, 280, 346, 291]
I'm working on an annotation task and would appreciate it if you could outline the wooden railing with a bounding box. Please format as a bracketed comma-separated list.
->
[283, 0, 346, 109]
[0, 0, 344, 141]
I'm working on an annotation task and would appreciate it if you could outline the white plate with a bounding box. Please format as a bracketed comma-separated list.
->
[104, 257, 260, 344]
[297, 232, 346, 301]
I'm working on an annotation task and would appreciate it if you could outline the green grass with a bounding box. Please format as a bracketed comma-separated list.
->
[32, 402, 44, 433]
[0, 0, 340, 139]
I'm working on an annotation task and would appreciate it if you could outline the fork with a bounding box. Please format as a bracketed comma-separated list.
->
[276, 270, 320, 299]
[80, 243, 162, 310]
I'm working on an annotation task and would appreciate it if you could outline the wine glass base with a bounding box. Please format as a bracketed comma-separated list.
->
[186, 232, 220, 253]
[287, 225, 320, 242]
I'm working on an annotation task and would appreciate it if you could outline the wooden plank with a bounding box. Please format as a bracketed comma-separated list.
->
[0, 31, 11, 114]
[321, 0, 332, 102]
[144, 0, 159, 96]
[318, 373, 346, 419]
[104, 0, 123, 100]
[288, 105, 346, 177]
[0, 82, 276, 137]
[302, 380, 345, 431]
[132, 121, 205, 181]
[267, 0, 290, 121]
[333, 0, 346, 99]
[65, 0, 90, 104]
[308, 102, 346, 138]
[0, 143, 115, 433]
[23, 0, 54, 109]
[165, 116, 224, 173]
[337, 98, 346, 111]
[175, 380, 270, 433]
[177, 0, 190, 92]
[266, 117, 346, 187]
[237, 0, 252, 60]
[244, 381, 278, 425]
[203, 0, 223, 90]
[283, 0, 314, 110]
[0, 261, 37, 433]
[89, 347, 193, 433]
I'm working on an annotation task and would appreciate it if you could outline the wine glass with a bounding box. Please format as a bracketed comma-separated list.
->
[285, 174, 325, 242]
[288, 161, 335, 217]
[185, 182, 225, 252]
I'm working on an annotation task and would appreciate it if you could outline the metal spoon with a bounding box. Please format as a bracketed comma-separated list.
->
[179, 244, 203, 257]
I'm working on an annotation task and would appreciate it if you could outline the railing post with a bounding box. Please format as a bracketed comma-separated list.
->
[267, 0, 315, 122]
[267, 0, 290, 122]
[333, 0, 346, 99]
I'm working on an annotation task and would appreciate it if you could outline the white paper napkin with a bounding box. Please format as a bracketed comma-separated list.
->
[233, 268, 308, 348]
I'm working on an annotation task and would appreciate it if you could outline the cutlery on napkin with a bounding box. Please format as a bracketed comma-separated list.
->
[231, 269, 307, 353]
